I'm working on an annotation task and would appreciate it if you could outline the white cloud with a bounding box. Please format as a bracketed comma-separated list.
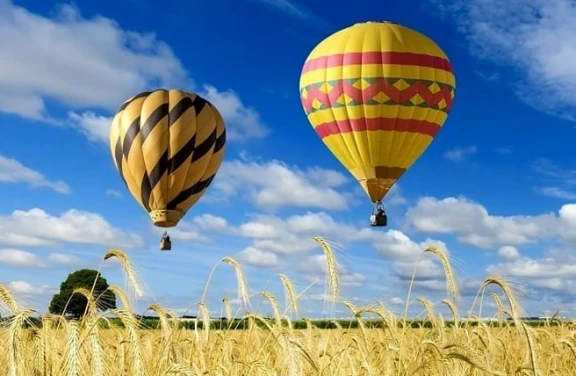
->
[298, 254, 366, 287]
[162, 214, 232, 242]
[238, 247, 280, 269]
[536, 186, 576, 200]
[392, 259, 448, 281]
[498, 246, 520, 260]
[0, 208, 144, 248]
[202, 210, 450, 292]
[405, 196, 558, 248]
[385, 184, 407, 206]
[340, 273, 366, 287]
[0, 249, 46, 268]
[48, 253, 82, 266]
[373, 230, 448, 262]
[389, 297, 403, 305]
[405, 196, 576, 253]
[212, 158, 352, 211]
[431, 0, 576, 120]
[68, 111, 111, 144]
[443, 145, 477, 162]
[193, 214, 231, 233]
[486, 249, 576, 295]
[0, 154, 70, 193]
[0, 1, 269, 142]
[8, 281, 51, 296]
[0, 1, 187, 119]
[106, 189, 123, 199]
[201, 85, 269, 141]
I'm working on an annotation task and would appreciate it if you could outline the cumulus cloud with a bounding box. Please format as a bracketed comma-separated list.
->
[238, 247, 280, 269]
[404, 196, 573, 248]
[443, 145, 478, 162]
[201, 85, 270, 141]
[48, 253, 82, 266]
[390, 297, 404, 305]
[211, 158, 352, 211]
[0, 154, 70, 193]
[373, 230, 449, 262]
[0, 208, 144, 248]
[486, 249, 576, 298]
[298, 254, 366, 287]
[0, 1, 268, 142]
[105, 189, 123, 199]
[0, 249, 46, 268]
[180, 209, 450, 296]
[498, 246, 520, 260]
[162, 214, 232, 242]
[0, 1, 186, 119]
[8, 281, 52, 296]
[430, 0, 576, 120]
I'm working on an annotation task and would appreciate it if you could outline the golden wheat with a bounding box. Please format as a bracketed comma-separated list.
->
[0, 239, 573, 375]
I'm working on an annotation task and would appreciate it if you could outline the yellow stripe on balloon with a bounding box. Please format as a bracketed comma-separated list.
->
[305, 22, 450, 60]
[306, 105, 448, 129]
[322, 130, 434, 170]
[300, 65, 455, 88]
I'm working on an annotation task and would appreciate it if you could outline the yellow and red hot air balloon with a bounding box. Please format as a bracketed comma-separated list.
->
[109, 89, 226, 250]
[299, 21, 456, 227]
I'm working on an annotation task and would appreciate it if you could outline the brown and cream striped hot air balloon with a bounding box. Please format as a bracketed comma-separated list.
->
[109, 89, 226, 250]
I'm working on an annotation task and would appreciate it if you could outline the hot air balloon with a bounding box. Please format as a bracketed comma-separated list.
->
[299, 21, 455, 227]
[109, 89, 226, 250]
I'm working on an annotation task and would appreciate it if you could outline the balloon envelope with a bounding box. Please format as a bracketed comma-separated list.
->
[109, 89, 226, 227]
[299, 21, 455, 202]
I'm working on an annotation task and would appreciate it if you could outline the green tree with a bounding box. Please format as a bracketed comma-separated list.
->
[49, 269, 116, 319]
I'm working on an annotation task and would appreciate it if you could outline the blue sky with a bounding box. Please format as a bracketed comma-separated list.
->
[2, 0, 576, 319]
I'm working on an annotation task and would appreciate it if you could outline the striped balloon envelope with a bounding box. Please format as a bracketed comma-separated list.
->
[299, 21, 455, 206]
[109, 89, 226, 232]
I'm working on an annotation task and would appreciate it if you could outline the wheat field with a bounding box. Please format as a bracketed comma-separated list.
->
[1, 238, 575, 376]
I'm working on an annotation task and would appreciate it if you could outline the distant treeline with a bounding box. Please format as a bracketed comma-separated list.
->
[0, 316, 565, 330]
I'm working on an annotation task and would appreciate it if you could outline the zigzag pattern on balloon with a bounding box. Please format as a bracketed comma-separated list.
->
[300, 77, 455, 115]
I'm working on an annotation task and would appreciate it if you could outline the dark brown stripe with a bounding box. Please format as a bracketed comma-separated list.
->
[192, 96, 208, 116]
[372, 166, 406, 180]
[167, 174, 215, 210]
[122, 117, 141, 160]
[142, 126, 217, 201]
[117, 91, 151, 112]
[143, 149, 169, 207]
[114, 138, 126, 184]
[214, 129, 226, 153]
[191, 128, 216, 162]
[140, 103, 169, 143]
[169, 97, 194, 127]
[140, 174, 152, 212]
[169, 134, 196, 174]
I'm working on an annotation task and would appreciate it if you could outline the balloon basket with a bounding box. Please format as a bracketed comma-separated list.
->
[370, 201, 388, 227]
[160, 232, 172, 251]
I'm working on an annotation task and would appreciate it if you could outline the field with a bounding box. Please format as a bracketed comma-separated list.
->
[1, 238, 575, 376]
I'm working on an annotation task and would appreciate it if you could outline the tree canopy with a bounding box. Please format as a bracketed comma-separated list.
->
[49, 269, 116, 318]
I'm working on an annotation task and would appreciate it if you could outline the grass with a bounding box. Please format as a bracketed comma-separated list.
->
[0, 238, 575, 375]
